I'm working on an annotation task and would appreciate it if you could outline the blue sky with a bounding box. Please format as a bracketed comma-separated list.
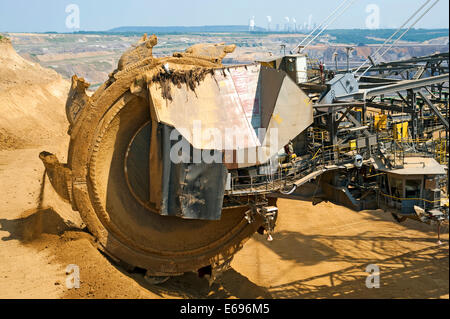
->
[0, 0, 448, 32]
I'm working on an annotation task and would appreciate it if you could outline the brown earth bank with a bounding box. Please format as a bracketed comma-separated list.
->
[0, 37, 69, 150]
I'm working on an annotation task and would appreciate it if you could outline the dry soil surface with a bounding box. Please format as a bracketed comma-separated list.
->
[0, 141, 448, 299]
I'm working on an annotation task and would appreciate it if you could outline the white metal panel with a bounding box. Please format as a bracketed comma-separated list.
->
[295, 55, 308, 84]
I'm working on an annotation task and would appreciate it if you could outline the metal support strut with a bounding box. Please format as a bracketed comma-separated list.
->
[245, 202, 278, 242]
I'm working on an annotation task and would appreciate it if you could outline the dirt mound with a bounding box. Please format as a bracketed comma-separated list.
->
[0, 37, 70, 150]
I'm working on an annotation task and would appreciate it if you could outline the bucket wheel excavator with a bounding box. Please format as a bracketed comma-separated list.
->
[39, 34, 312, 279]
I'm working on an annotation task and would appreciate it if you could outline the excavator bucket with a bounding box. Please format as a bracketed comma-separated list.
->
[149, 63, 313, 167]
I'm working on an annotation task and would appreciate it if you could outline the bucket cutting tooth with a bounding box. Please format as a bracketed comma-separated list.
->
[39, 151, 73, 204]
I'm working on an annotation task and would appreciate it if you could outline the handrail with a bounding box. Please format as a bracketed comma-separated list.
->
[227, 131, 447, 195]
[379, 191, 447, 204]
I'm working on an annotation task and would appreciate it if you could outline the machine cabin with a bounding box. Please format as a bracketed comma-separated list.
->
[376, 157, 446, 215]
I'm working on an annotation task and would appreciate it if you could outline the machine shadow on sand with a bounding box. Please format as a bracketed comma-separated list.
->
[0, 204, 270, 299]
[0, 205, 447, 299]
[267, 244, 449, 299]
[112, 266, 273, 299]
[0, 207, 80, 243]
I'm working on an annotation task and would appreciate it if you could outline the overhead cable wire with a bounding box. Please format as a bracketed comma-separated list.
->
[357, 0, 440, 79]
[354, 0, 433, 75]
[299, 0, 358, 54]
[291, 0, 351, 54]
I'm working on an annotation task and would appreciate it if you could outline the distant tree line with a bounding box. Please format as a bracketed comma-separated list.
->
[326, 28, 449, 45]
[49, 27, 449, 45]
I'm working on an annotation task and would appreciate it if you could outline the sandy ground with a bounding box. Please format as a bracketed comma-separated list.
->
[0, 140, 448, 299]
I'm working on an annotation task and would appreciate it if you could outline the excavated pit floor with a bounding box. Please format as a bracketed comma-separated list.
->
[0, 140, 448, 299]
